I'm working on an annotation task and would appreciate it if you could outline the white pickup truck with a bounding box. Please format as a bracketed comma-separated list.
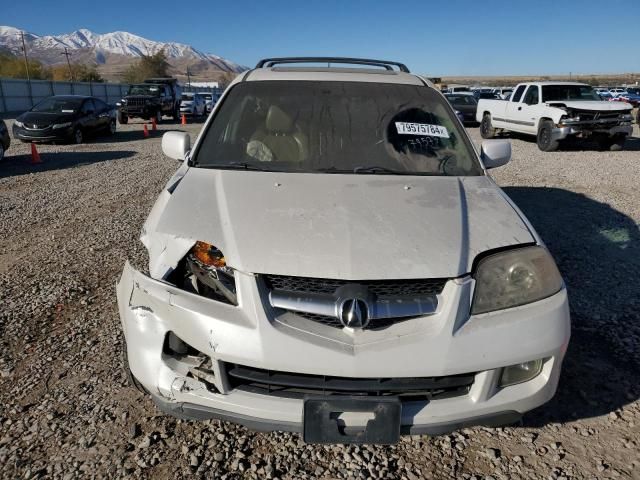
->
[476, 82, 634, 151]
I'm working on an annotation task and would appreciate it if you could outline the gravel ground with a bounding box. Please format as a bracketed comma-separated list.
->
[0, 116, 639, 480]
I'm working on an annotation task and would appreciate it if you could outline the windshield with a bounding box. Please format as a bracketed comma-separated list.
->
[194, 81, 482, 176]
[181, 94, 194, 101]
[31, 97, 82, 113]
[127, 84, 161, 96]
[541, 85, 601, 102]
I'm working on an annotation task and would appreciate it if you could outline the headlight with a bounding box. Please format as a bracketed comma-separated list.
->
[14, 120, 24, 128]
[121, 99, 127, 104]
[186, 241, 237, 305]
[471, 246, 562, 315]
[52, 122, 73, 129]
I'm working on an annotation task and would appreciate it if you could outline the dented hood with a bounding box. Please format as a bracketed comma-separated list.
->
[155, 169, 534, 279]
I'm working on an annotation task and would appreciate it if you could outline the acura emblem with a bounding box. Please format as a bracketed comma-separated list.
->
[339, 298, 369, 329]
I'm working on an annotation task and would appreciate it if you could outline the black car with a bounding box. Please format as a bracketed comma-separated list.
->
[444, 94, 478, 124]
[0, 120, 10, 161]
[12, 95, 116, 144]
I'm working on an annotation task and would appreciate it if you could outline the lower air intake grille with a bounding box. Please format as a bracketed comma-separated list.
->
[226, 364, 474, 401]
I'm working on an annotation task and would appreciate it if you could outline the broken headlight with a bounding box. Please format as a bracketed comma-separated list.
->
[471, 246, 562, 315]
[184, 241, 237, 305]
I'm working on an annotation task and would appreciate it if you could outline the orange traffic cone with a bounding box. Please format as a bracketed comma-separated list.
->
[181, 114, 187, 125]
[30, 143, 42, 164]
[151, 117, 157, 131]
[143, 123, 149, 138]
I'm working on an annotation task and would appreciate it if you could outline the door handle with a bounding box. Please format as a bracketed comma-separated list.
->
[518, 106, 522, 111]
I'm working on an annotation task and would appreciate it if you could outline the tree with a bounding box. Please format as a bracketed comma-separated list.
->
[122, 50, 170, 83]
[0, 51, 51, 79]
[218, 71, 238, 89]
[50, 63, 104, 82]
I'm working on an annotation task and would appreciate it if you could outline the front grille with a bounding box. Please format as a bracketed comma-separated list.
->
[263, 275, 447, 297]
[575, 111, 621, 122]
[226, 364, 474, 401]
[126, 98, 147, 107]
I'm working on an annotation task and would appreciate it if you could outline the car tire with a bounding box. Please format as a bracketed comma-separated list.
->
[108, 120, 116, 135]
[480, 113, 495, 139]
[0, 143, 4, 161]
[72, 128, 83, 145]
[536, 120, 559, 152]
[118, 112, 128, 124]
[155, 110, 162, 124]
[172, 105, 179, 121]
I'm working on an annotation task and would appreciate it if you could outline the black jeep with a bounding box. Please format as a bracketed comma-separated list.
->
[118, 78, 181, 124]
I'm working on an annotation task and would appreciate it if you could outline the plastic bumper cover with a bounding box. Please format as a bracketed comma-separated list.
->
[117, 261, 570, 432]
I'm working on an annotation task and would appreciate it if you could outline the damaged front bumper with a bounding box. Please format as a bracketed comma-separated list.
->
[116, 261, 570, 436]
[551, 123, 633, 142]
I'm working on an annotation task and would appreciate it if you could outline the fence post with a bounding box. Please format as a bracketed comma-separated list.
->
[0, 80, 6, 113]
[50, 80, 54, 97]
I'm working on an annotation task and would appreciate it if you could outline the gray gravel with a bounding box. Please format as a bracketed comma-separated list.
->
[0, 117, 639, 479]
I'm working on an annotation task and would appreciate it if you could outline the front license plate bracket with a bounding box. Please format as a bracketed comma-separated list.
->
[303, 397, 401, 444]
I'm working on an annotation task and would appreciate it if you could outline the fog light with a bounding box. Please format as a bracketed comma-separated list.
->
[499, 359, 543, 387]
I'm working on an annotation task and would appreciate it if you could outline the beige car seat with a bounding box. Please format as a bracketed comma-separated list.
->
[249, 105, 308, 163]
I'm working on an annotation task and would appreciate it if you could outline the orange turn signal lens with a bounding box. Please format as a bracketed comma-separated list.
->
[191, 241, 227, 269]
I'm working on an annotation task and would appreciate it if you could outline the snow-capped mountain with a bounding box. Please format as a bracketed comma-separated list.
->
[0, 25, 245, 73]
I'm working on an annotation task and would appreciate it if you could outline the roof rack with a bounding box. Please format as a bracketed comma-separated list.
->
[255, 57, 410, 73]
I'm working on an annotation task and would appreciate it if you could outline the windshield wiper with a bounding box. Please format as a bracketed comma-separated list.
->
[353, 166, 412, 175]
[197, 162, 270, 171]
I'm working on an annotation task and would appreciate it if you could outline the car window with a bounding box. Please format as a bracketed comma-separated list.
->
[81, 99, 96, 114]
[195, 81, 483, 176]
[93, 98, 108, 111]
[512, 85, 526, 102]
[31, 97, 82, 113]
[523, 86, 539, 105]
[541, 85, 601, 102]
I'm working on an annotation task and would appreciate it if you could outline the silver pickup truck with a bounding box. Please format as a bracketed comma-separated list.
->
[476, 82, 633, 151]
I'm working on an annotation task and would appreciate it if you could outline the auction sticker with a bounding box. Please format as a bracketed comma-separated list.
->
[395, 122, 449, 138]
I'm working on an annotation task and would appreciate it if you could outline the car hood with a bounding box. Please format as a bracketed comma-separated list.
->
[18, 112, 75, 127]
[155, 170, 534, 279]
[545, 100, 631, 111]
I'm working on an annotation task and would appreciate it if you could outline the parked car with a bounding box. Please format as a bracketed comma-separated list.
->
[492, 87, 513, 99]
[608, 87, 628, 98]
[477, 82, 633, 151]
[117, 56, 570, 444]
[473, 91, 501, 100]
[445, 93, 478, 123]
[12, 95, 117, 144]
[179, 93, 206, 116]
[199, 93, 215, 113]
[613, 91, 640, 107]
[597, 91, 613, 100]
[0, 120, 10, 160]
[118, 78, 181, 124]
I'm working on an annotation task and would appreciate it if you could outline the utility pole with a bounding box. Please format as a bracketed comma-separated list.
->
[20, 31, 33, 107]
[186, 67, 192, 88]
[20, 31, 31, 82]
[61, 47, 74, 81]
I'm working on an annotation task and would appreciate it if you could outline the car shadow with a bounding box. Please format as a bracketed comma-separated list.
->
[501, 187, 640, 426]
[0, 150, 136, 178]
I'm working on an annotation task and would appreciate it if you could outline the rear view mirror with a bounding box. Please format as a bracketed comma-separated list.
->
[480, 139, 511, 169]
[162, 131, 191, 161]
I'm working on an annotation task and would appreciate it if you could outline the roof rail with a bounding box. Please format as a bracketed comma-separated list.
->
[255, 57, 410, 73]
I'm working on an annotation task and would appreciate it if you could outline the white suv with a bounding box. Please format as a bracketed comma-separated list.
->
[117, 57, 570, 444]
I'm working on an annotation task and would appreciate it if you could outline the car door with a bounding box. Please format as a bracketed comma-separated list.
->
[79, 99, 98, 132]
[505, 85, 536, 133]
[93, 98, 110, 130]
[515, 85, 540, 134]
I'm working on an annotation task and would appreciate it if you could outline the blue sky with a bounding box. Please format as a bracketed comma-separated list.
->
[3, 0, 639, 76]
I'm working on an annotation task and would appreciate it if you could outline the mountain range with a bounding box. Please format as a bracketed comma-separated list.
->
[0, 25, 245, 81]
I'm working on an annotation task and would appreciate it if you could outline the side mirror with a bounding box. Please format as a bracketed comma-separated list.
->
[454, 110, 465, 124]
[480, 139, 511, 169]
[162, 131, 191, 161]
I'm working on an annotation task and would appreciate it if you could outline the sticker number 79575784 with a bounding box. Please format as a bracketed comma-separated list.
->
[395, 122, 449, 138]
